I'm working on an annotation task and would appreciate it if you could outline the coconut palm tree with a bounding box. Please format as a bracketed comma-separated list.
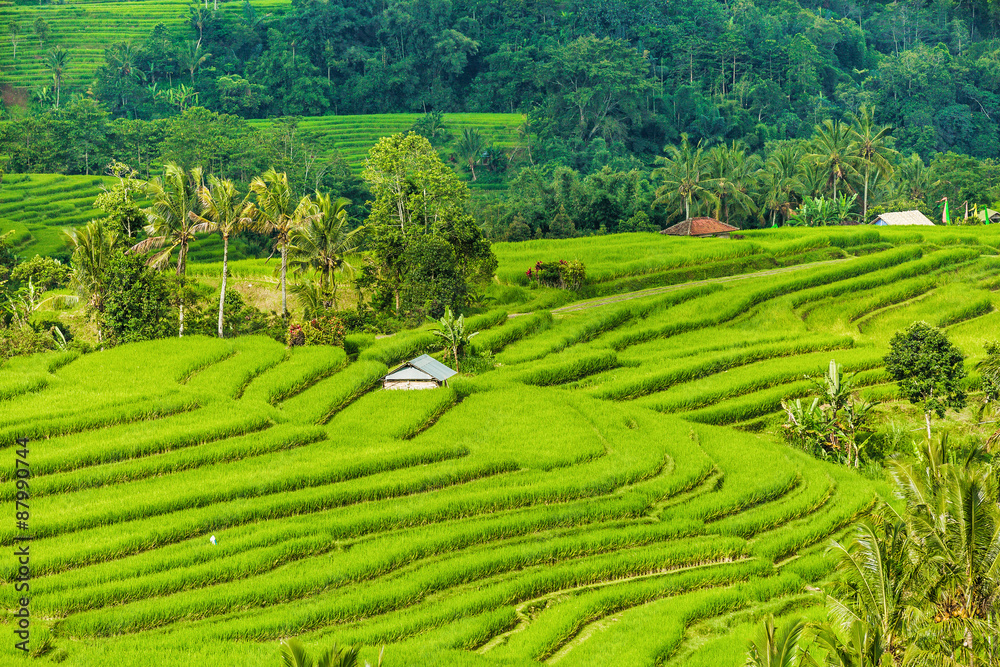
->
[706, 141, 759, 226]
[178, 39, 211, 83]
[130, 163, 203, 336]
[189, 176, 254, 338]
[896, 153, 933, 202]
[66, 219, 119, 315]
[746, 616, 806, 667]
[806, 120, 858, 201]
[249, 169, 313, 316]
[46, 45, 69, 108]
[759, 144, 803, 227]
[458, 128, 486, 181]
[849, 107, 895, 223]
[653, 133, 717, 221]
[824, 516, 914, 662]
[288, 194, 358, 310]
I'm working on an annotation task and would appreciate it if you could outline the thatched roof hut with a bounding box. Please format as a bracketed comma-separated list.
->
[660, 217, 739, 238]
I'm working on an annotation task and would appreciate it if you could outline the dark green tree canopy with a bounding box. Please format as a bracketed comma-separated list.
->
[884, 321, 967, 425]
[362, 132, 496, 318]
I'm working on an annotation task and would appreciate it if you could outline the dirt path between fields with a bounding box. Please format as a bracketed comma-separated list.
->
[551, 257, 853, 315]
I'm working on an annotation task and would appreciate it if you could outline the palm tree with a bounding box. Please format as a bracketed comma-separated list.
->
[707, 141, 759, 226]
[804, 621, 888, 667]
[896, 153, 933, 202]
[746, 616, 806, 667]
[249, 169, 313, 316]
[66, 219, 119, 338]
[458, 128, 486, 181]
[189, 176, 254, 338]
[130, 163, 203, 336]
[849, 107, 895, 223]
[824, 516, 914, 662]
[288, 194, 358, 310]
[760, 144, 804, 227]
[885, 448, 1000, 666]
[46, 45, 70, 108]
[806, 120, 858, 201]
[278, 639, 362, 667]
[178, 40, 211, 84]
[653, 134, 717, 221]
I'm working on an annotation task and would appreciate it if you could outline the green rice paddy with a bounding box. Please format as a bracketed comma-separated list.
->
[4, 226, 1000, 664]
[0, 0, 290, 91]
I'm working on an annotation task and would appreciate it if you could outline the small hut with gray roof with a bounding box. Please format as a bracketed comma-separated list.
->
[383, 354, 457, 390]
[871, 210, 935, 226]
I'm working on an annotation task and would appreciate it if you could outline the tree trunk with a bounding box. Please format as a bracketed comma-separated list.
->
[218, 235, 228, 338]
[925, 411, 932, 440]
[280, 244, 288, 316]
[177, 248, 186, 337]
[863, 162, 870, 223]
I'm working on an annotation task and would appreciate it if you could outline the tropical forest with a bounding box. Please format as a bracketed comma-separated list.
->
[6, 0, 1000, 666]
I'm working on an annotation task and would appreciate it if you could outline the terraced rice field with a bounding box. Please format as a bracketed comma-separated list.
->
[0, 173, 116, 257]
[0, 0, 289, 91]
[247, 113, 523, 185]
[5, 227, 998, 664]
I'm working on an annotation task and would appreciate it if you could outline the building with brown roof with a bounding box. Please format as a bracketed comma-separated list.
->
[660, 216, 739, 238]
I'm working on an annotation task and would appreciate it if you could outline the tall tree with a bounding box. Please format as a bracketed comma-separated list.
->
[806, 120, 858, 201]
[363, 132, 496, 316]
[8, 20, 20, 62]
[706, 141, 759, 226]
[189, 176, 254, 337]
[33, 18, 49, 47]
[849, 107, 896, 223]
[653, 134, 717, 221]
[457, 128, 485, 181]
[65, 219, 119, 339]
[249, 169, 312, 316]
[288, 193, 358, 310]
[46, 45, 70, 108]
[760, 144, 804, 227]
[130, 163, 203, 337]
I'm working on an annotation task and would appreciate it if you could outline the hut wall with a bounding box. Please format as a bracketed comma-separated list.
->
[383, 380, 440, 391]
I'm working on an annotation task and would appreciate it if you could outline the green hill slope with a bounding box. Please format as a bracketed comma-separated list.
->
[11, 227, 1000, 664]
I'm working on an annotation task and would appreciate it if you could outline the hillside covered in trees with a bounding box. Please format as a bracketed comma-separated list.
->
[6, 0, 1000, 157]
[6, 0, 1000, 237]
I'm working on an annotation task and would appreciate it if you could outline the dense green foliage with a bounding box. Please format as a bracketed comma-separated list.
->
[9, 0, 1000, 242]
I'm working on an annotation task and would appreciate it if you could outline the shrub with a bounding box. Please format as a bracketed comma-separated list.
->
[100, 253, 172, 345]
[288, 316, 346, 348]
[10, 255, 71, 291]
[526, 260, 586, 291]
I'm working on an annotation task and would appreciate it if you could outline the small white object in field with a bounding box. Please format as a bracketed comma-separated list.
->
[210, 535, 217, 545]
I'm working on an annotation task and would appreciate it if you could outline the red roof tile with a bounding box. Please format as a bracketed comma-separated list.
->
[661, 217, 739, 236]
